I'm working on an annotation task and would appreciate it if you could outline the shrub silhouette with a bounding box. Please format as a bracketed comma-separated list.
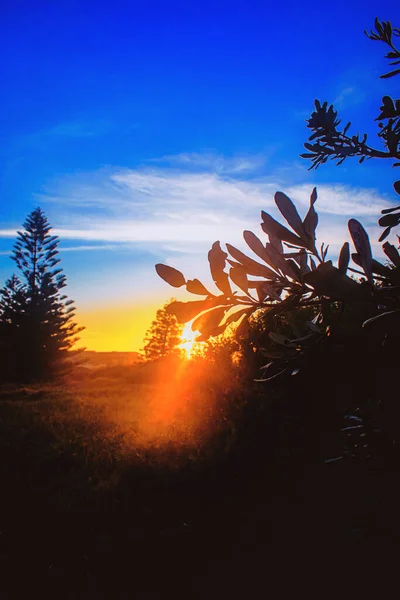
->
[154, 17, 400, 460]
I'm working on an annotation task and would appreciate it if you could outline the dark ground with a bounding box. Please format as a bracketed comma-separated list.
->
[0, 385, 399, 599]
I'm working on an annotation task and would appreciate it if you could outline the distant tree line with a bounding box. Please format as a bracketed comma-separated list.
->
[0, 208, 83, 383]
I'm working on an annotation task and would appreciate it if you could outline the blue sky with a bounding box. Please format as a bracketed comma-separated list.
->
[0, 0, 399, 349]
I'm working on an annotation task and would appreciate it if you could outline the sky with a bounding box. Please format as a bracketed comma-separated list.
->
[1, 0, 399, 351]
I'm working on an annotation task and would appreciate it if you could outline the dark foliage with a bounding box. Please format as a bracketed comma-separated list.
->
[0, 208, 83, 383]
[301, 18, 400, 243]
[155, 18, 400, 466]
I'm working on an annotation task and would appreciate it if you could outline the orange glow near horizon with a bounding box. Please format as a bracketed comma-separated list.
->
[77, 302, 162, 352]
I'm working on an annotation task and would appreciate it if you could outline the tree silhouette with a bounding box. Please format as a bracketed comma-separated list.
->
[142, 300, 183, 361]
[0, 208, 83, 382]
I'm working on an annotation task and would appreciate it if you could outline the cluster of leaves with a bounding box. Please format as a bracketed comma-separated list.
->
[301, 18, 400, 243]
[156, 188, 400, 381]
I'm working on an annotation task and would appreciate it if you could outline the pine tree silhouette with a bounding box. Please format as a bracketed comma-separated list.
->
[142, 300, 183, 361]
[0, 208, 84, 382]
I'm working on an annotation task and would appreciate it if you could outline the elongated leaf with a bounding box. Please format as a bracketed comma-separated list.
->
[261, 212, 307, 247]
[243, 230, 278, 267]
[269, 233, 283, 253]
[274, 191, 307, 240]
[226, 243, 279, 278]
[195, 323, 227, 342]
[298, 248, 310, 274]
[222, 306, 253, 328]
[381, 204, 400, 214]
[348, 219, 373, 283]
[363, 310, 400, 328]
[304, 261, 364, 302]
[155, 264, 186, 288]
[378, 213, 400, 227]
[383, 241, 400, 267]
[208, 241, 232, 296]
[186, 279, 213, 296]
[229, 266, 250, 294]
[265, 243, 297, 279]
[249, 280, 283, 301]
[394, 181, 400, 195]
[302, 187, 318, 251]
[192, 305, 227, 334]
[379, 227, 391, 242]
[338, 242, 350, 274]
[351, 253, 393, 277]
[167, 299, 221, 323]
[235, 313, 250, 339]
[286, 259, 302, 281]
[381, 68, 400, 78]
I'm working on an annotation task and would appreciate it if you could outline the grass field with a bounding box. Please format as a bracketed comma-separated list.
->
[0, 361, 398, 598]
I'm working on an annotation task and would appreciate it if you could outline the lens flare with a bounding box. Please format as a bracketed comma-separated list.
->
[179, 322, 202, 358]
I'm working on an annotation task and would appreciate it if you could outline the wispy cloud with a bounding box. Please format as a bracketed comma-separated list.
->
[152, 152, 268, 174]
[1, 159, 394, 268]
[333, 86, 363, 109]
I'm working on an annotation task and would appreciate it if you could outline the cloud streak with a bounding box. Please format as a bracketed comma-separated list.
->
[1, 159, 394, 267]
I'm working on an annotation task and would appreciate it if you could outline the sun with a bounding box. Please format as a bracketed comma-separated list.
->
[179, 322, 202, 358]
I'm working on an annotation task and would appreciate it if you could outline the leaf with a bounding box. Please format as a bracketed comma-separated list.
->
[298, 248, 310, 274]
[348, 219, 373, 284]
[243, 230, 280, 270]
[383, 242, 400, 267]
[304, 261, 364, 302]
[208, 241, 232, 296]
[155, 264, 186, 288]
[222, 306, 254, 328]
[235, 314, 250, 339]
[381, 204, 400, 214]
[379, 227, 392, 242]
[338, 242, 350, 274]
[269, 233, 283, 253]
[274, 191, 307, 239]
[378, 213, 400, 227]
[229, 266, 250, 295]
[249, 280, 283, 301]
[186, 279, 213, 296]
[167, 299, 221, 324]
[226, 243, 278, 278]
[264, 243, 297, 279]
[363, 310, 400, 329]
[192, 305, 227, 334]
[285, 259, 302, 281]
[394, 181, 400, 196]
[302, 188, 318, 250]
[351, 254, 393, 277]
[381, 68, 400, 78]
[261, 211, 307, 247]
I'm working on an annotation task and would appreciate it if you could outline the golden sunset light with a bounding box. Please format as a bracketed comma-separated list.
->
[179, 322, 202, 358]
[78, 301, 163, 352]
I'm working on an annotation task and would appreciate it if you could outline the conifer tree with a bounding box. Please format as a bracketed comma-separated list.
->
[0, 208, 83, 382]
[142, 300, 183, 361]
[0, 275, 28, 381]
